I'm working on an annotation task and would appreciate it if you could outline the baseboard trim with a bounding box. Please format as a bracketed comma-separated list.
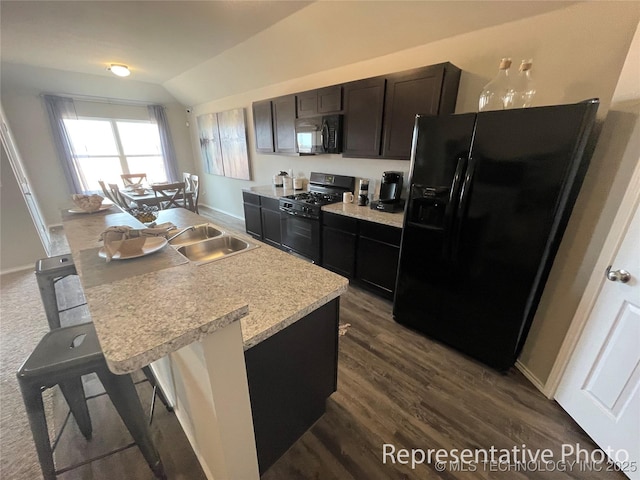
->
[199, 203, 244, 220]
[0, 263, 34, 276]
[515, 360, 549, 397]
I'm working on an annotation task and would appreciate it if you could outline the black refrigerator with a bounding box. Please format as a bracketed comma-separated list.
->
[393, 100, 599, 371]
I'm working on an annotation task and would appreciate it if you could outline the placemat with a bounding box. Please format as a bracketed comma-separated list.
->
[77, 243, 188, 289]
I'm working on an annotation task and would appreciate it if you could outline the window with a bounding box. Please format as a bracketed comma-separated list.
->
[63, 118, 167, 192]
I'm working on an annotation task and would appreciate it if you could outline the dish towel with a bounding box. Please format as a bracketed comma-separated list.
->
[99, 222, 176, 262]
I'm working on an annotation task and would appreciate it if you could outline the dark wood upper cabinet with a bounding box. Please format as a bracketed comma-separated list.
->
[252, 62, 460, 157]
[297, 86, 342, 118]
[296, 90, 318, 118]
[317, 86, 342, 114]
[252, 100, 274, 153]
[342, 77, 387, 157]
[382, 63, 461, 159]
[343, 62, 461, 160]
[272, 94, 297, 153]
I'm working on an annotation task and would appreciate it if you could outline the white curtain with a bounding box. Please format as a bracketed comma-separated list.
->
[43, 94, 83, 193]
[148, 104, 179, 182]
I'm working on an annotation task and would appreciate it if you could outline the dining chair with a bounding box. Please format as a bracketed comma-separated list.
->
[98, 180, 116, 204]
[182, 172, 192, 189]
[108, 183, 132, 210]
[151, 182, 187, 210]
[121, 173, 147, 187]
[188, 174, 200, 214]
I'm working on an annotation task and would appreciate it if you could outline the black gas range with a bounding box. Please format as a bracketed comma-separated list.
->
[279, 172, 355, 262]
[280, 172, 355, 219]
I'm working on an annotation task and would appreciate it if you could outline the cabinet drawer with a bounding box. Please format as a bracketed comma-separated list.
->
[261, 197, 280, 212]
[322, 212, 357, 233]
[243, 191, 261, 206]
[358, 221, 402, 246]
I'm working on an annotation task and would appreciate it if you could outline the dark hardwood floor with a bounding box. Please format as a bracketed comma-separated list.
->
[263, 286, 623, 480]
[45, 209, 619, 480]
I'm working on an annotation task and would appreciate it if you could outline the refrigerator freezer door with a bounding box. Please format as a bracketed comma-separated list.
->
[394, 113, 475, 333]
[394, 102, 599, 370]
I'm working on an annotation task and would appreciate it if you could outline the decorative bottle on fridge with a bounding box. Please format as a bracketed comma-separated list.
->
[478, 58, 515, 111]
[513, 59, 536, 108]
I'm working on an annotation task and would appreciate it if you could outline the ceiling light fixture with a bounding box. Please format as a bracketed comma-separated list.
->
[107, 64, 131, 77]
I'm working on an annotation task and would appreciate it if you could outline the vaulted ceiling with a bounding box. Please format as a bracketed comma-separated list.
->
[1, 1, 579, 104]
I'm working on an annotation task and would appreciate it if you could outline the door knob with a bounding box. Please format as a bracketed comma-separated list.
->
[605, 266, 631, 283]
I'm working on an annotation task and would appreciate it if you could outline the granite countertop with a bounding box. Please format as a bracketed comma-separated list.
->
[244, 184, 302, 200]
[62, 207, 348, 373]
[322, 202, 404, 229]
[244, 185, 405, 228]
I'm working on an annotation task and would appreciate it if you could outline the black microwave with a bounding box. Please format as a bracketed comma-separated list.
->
[295, 114, 343, 154]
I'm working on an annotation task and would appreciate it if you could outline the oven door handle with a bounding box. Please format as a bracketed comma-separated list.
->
[280, 207, 297, 216]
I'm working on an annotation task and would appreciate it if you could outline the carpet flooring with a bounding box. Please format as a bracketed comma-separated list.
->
[0, 269, 54, 479]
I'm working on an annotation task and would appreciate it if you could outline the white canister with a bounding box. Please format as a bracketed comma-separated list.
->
[293, 177, 305, 190]
[283, 176, 293, 189]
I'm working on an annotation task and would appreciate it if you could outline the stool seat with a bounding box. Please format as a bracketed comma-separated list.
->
[35, 254, 76, 277]
[17, 323, 166, 480]
[19, 323, 101, 380]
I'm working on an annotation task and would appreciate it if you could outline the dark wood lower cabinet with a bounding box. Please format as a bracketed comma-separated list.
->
[356, 235, 400, 299]
[243, 192, 263, 240]
[243, 192, 283, 248]
[260, 197, 282, 248]
[321, 212, 401, 300]
[355, 220, 402, 300]
[244, 299, 339, 474]
[322, 213, 357, 278]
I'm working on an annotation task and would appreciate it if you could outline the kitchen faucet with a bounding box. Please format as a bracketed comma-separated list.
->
[167, 226, 195, 243]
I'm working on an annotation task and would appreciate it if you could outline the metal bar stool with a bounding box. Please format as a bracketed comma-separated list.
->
[17, 323, 167, 480]
[35, 254, 85, 330]
[35, 254, 172, 418]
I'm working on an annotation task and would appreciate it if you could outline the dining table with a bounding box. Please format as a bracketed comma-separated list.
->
[120, 186, 193, 209]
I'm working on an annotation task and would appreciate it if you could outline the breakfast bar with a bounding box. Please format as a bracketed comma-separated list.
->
[61, 205, 349, 478]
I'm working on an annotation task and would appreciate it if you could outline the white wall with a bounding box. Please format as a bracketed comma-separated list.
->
[182, 2, 639, 221]
[0, 143, 46, 272]
[519, 21, 640, 384]
[0, 63, 195, 227]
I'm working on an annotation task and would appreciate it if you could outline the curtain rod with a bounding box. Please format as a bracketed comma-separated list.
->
[39, 92, 162, 107]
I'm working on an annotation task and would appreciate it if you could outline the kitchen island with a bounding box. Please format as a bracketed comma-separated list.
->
[61, 206, 348, 478]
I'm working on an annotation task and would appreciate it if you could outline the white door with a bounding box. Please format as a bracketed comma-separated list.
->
[0, 104, 51, 255]
[555, 188, 639, 478]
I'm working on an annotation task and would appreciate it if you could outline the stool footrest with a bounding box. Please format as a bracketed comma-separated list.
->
[54, 442, 136, 476]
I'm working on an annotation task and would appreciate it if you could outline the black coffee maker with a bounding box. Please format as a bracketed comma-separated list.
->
[371, 171, 405, 212]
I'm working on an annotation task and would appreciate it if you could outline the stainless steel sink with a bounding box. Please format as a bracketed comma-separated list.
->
[176, 235, 259, 265]
[167, 224, 224, 246]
